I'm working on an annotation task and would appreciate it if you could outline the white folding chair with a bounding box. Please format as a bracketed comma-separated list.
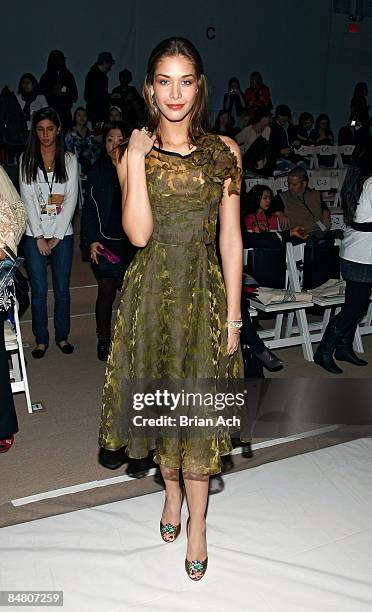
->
[273, 176, 288, 194]
[359, 300, 372, 337]
[307, 171, 332, 191]
[330, 210, 346, 231]
[313, 145, 339, 169]
[329, 169, 347, 207]
[338, 144, 355, 166]
[245, 177, 274, 193]
[77, 162, 87, 210]
[296, 145, 317, 169]
[244, 243, 314, 361]
[5, 299, 33, 413]
[285, 242, 364, 353]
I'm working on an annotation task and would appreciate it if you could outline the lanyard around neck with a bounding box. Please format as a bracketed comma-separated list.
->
[41, 166, 55, 194]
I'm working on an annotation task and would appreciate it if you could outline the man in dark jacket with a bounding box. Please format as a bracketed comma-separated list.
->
[84, 52, 115, 126]
[269, 104, 294, 168]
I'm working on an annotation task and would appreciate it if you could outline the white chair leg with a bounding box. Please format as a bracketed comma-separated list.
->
[361, 302, 372, 329]
[285, 311, 295, 337]
[10, 352, 21, 381]
[296, 308, 314, 361]
[354, 326, 364, 354]
[13, 301, 33, 414]
[274, 313, 283, 340]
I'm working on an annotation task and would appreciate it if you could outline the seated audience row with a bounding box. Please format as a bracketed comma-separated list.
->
[243, 168, 330, 238]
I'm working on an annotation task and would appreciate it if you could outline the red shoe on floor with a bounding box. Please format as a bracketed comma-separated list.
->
[0, 436, 14, 453]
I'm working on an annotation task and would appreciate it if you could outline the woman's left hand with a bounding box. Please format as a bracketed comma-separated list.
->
[227, 327, 241, 356]
[48, 237, 60, 250]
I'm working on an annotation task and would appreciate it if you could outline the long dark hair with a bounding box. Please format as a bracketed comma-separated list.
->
[342, 142, 372, 225]
[21, 107, 67, 183]
[142, 37, 209, 148]
[228, 76, 243, 94]
[46, 50, 66, 72]
[101, 121, 128, 159]
[72, 106, 88, 126]
[247, 185, 274, 217]
[315, 113, 331, 133]
[250, 71, 263, 86]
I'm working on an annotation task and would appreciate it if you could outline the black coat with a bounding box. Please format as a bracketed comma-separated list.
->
[81, 157, 137, 274]
[39, 68, 78, 130]
[84, 65, 110, 125]
[269, 121, 289, 158]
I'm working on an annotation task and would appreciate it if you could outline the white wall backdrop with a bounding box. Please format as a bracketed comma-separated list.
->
[2, 0, 372, 130]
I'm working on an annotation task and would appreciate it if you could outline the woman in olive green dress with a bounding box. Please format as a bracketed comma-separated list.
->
[99, 37, 245, 581]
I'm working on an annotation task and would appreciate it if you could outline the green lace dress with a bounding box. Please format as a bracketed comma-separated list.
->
[98, 134, 247, 475]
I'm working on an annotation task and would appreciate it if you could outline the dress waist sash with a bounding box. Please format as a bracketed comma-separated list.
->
[350, 221, 372, 232]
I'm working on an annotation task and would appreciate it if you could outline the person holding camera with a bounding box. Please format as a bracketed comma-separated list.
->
[223, 77, 246, 130]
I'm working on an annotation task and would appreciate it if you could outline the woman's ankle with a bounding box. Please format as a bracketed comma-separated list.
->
[165, 488, 182, 503]
[188, 516, 206, 530]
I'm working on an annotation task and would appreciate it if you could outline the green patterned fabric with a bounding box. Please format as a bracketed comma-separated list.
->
[99, 134, 247, 475]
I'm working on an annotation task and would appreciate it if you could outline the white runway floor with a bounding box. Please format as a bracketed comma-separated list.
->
[1, 438, 372, 612]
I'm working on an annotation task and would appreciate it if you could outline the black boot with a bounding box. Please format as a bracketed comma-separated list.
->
[254, 347, 283, 371]
[99, 446, 129, 469]
[334, 328, 368, 366]
[97, 335, 111, 361]
[314, 320, 344, 374]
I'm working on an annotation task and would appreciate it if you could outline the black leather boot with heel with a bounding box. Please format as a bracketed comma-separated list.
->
[313, 319, 344, 374]
[97, 335, 111, 361]
[334, 325, 368, 366]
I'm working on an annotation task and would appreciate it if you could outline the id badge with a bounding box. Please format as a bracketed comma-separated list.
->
[48, 193, 64, 216]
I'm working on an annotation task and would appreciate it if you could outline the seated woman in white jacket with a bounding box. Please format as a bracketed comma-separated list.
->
[314, 142, 372, 373]
[0, 165, 27, 452]
[19, 107, 78, 359]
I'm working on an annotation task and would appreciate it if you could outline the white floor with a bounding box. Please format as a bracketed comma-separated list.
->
[1, 438, 372, 612]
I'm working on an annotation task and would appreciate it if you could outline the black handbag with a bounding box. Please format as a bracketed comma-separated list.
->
[245, 242, 286, 289]
[0, 256, 23, 312]
[13, 269, 30, 317]
[302, 234, 340, 290]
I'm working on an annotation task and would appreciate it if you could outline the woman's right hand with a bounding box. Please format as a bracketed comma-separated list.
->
[0, 248, 6, 261]
[127, 128, 156, 157]
[37, 238, 51, 256]
[290, 226, 308, 240]
[90, 242, 104, 265]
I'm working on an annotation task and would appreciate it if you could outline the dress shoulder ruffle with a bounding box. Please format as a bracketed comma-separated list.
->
[192, 134, 242, 196]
